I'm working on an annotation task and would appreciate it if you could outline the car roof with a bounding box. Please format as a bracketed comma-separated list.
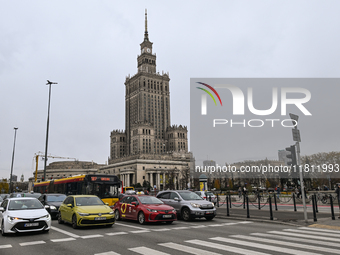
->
[67, 195, 98, 198]
[44, 193, 66, 196]
[7, 197, 37, 200]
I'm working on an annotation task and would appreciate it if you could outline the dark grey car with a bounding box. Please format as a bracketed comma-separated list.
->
[156, 190, 216, 221]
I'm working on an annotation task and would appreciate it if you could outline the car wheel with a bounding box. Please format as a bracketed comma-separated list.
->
[1, 221, 6, 236]
[138, 211, 145, 225]
[165, 221, 173, 224]
[205, 216, 214, 221]
[72, 214, 78, 229]
[115, 209, 121, 221]
[181, 208, 191, 221]
[58, 213, 64, 224]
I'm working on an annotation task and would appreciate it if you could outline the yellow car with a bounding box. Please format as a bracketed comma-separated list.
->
[58, 195, 115, 228]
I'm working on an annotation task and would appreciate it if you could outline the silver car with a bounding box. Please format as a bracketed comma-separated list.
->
[156, 190, 216, 221]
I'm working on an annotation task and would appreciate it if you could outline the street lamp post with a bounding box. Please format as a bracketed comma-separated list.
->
[43, 80, 58, 181]
[9, 127, 18, 193]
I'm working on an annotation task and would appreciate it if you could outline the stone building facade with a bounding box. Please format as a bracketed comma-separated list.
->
[104, 11, 191, 190]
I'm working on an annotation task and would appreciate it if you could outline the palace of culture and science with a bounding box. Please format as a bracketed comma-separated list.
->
[100, 11, 192, 190]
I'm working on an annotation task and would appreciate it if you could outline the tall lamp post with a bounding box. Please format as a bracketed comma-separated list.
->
[9, 127, 18, 193]
[43, 80, 58, 181]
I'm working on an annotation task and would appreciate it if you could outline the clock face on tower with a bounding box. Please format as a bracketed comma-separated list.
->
[147, 48, 151, 53]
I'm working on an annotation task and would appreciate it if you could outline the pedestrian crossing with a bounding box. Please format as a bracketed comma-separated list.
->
[98, 226, 340, 255]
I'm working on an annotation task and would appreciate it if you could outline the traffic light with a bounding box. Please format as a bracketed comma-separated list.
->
[286, 145, 297, 166]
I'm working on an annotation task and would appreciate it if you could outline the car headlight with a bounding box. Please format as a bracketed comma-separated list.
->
[50, 206, 57, 210]
[39, 214, 51, 219]
[211, 202, 215, 207]
[190, 203, 200, 208]
[8, 216, 22, 222]
[147, 208, 158, 212]
[172, 209, 176, 213]
[78, 212, 89, 216]
[109, 211, 114, 215]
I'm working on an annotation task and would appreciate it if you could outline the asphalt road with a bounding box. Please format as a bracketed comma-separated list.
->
[1, 217, 340, 255]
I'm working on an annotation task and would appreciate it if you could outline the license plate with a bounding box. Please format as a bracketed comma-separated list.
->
[163, 214, 172, 218]
[24, 223, 39, 227]
[95, 217, 106, 220]
[205, 211, 213, 214]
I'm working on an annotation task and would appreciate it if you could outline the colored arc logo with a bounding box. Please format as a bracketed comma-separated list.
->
[121, 203, 127, 213]
[196, 82, 222, 106]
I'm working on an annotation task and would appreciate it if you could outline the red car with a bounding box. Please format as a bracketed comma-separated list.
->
[113, 195, 177, 224]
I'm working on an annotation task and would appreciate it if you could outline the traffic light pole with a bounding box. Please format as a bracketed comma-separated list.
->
[296, 141, 308, 223]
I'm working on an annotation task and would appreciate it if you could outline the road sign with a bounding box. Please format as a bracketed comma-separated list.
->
[292, 129, 301, 142]
[289, 113, 299, 126]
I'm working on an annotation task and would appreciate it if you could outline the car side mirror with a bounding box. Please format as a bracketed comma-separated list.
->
[174, 197, 180, 201]
[131, 202, 138, 206]
[44, 205, 50, 209]
[0, 207, 4, 212]
[67, 204, 73, 208]
[105, 203, 109, 206]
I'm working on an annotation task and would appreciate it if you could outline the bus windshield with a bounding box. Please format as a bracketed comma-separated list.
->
[85, 183, 119, 199]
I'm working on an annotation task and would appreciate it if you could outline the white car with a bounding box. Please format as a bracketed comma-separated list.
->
[0, 197, 51, 235]
[194, 191, 217, 204]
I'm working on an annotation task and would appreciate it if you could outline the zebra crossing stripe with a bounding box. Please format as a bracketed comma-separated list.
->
[210, 237, 321, 255]
[0, 245, 12, 249]
[20, 241, 46, 247]
[283, 229, 340, 237]
[299, 226, 340, 234]
[251, 233, 340, 248]
[51, 238, 76, 242]
[268, 231, 339, 242]
[106, 232, 128, 236]
[128, 246, 169, 255]
[94, 252, 121, 255]
[185, 239, 270, 255]
[159, 242, 222, 255]
[230, 235, 340, 254]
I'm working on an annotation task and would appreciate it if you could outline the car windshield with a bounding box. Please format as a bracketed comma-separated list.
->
[46, 195, 67, 202]
[8, 199, 44, 210]
[178, 192, 203, 200]
[138, 196, 163, 204]
[75, 197, 104, 206]
[23, 193, 41, 198]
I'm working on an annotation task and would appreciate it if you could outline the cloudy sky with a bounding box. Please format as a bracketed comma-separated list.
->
[1, 1, 340, 181]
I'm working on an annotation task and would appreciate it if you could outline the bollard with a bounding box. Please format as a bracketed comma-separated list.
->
[226, 195, 230, 216]
[330, 195, 335, 220]
[209, 196, 211, 202]
[258, 193, 261, 210]
[217, 194, 219, 207]
[293, 193, 297, 212]
[274, 194, 278, 211]
[269, 195, 273, 220]
[246, 196, 250, 218]
[229, 194, 232, 208]
[314, 194, 318, 213]
[243, 194, 246, 209]
[312, 194, 317, 222]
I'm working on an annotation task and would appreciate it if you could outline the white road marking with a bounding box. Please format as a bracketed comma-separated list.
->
[0, 245, 12, 249]
[51, 238, 76, 242]
[300, 226, 340, 233]
[81, 234, 104, 239]
[186, 239, 269, 255]
[231, 235, 340, 254]
[171, 226, 190, 230]
[106, 231, 128, 236]
[130, 230, 150, 234]
[20, 241, 46, 246]
[128, 246, 169, 255]
[51, 226, 80, 238]
[268, 230, 339, 242]
[283, 228, 340, 237]
[115, 222, 148, 230]
[94, 251, 121, 255]
[211, 237, 321, 255]
[252, 232, 340, 248]
[159, 242, 222, 255]
[151, 228, 171, 231]
[190, 225, 206, 228]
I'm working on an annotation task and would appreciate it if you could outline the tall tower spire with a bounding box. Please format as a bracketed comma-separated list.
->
[144, 9, 149, 41]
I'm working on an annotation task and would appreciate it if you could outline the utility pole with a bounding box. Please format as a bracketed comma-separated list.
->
[9, 127, 18, 193]
[43, 80, 57, 181]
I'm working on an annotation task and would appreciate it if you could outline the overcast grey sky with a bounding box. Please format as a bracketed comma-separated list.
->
[1, 1, 340, 181]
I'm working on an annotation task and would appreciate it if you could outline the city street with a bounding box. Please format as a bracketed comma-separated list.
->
[1, 217, 339, 255]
